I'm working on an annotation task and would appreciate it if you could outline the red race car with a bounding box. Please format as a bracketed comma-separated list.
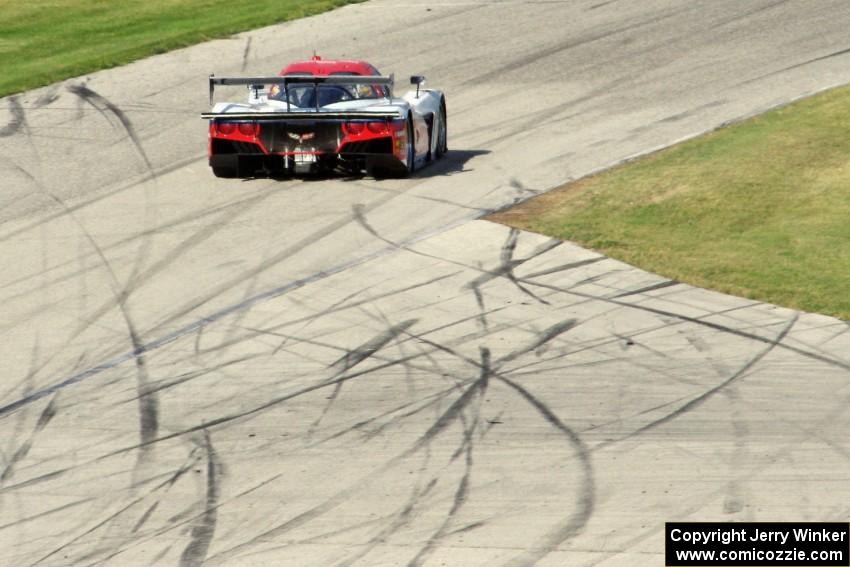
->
[203, 56, 447, 178]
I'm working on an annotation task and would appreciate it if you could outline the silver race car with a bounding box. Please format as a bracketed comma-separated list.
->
[203, 56, 447, 178]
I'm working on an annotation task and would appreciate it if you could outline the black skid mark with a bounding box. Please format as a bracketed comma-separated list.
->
[180, 431, 220, 567]
[311, 319, 419, 431]
[0, 396, 58, 484]
[66, 84, 154, 175]
[472, 285, 489, 332]
[131, 501, 160, 534]
[132, 328, 159, 465]
[407, 347, 491, 455]
[272, 284, 374, 355]
[609, 313, 799, 446]
[28, 448, 202, 565]
[33, 86, 61, 109]
[497, 375, 595, 567]
[240, 36, 253, 71]
[193, 325, 204, 355]
[355, 200, 553, 306]
[209, 352, 488, 566]
[100, 342, 450, 455]
[116, 354, 262, 403]
[8, 163, 160, 474]
[0, 337, 39, 460]
[407, 441, 474, 567]
[331, 319, 419, 374]
[364, 331, 593, 565]
[522, 256, 605, 279]
[509, 177, 542, 199]
[466, 228, 559, 305]
[407, 352, 490, 567]
[612, 279, 679, 298]
[330, 473, 439, 567]
[496, 319, 579, 367]
[311, 384, 462, 449]
[148, 196, 396, 333]
[0, 96, 24, 137]
[520, 277, 850, 372]
[0, 497, 92, 531]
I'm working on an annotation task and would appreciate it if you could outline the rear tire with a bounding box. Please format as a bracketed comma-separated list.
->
[435, 101, 447, 158]
[212, 165, 238, 178]
[210, 155, 240, 178]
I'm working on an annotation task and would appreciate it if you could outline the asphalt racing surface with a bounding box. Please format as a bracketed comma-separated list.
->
[2, 1, 850, 565]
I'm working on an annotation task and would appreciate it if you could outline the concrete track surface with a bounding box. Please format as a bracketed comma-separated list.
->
[2, 1, 850, 565]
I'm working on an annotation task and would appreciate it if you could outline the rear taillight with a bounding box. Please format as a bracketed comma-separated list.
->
[366, 121, 388, 134]
[344, 121, 364, 135]
[214, 122, 259, 137]
[216, 122, 236, 135]
[239, 122, 260, 136]
[238, 122, 259, 136]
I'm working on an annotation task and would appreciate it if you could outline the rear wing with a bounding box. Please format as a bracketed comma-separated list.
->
[207, 74, 394, 106]
[201, 110, 403, 120]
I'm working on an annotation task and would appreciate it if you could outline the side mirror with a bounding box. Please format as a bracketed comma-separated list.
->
[410, 75, 426, 97]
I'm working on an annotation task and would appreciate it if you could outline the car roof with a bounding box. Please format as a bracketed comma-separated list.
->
[279, 56, 378, 77]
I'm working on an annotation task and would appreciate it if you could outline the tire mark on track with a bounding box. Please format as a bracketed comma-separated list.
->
[5, 164, 161, 473]
[240, 37, 253, 71]
[0, 190, 269, 299]
[521, 257, 606, 279]
[496, 374, 594, 567]
[612, 279, 679, 298]
[33, 86, 61, 109]
[67, 189, 275, 343]
[736, 47, 850, 86]
[331, 473, 438, 567]
[389, 328, 596, 566]
[179, 431, 219, 567]
[704, 0, 791, 32]
[405, 347, 490, 455]
[93, 472, 281, 567]
[26, 447, 202, 566]
[466, 228, 559, 305]
[312, 319, 419, 431]
[0, 497, 92, 532]
[0, 204, 488, 419]
[67, 84, 154, 175]
[496, 319, 579, 366]
[0, 96, 25, 137]
[353, 204, 560, 305]
[406, 350, 490, 567]
[521, 277, 850, 372]
[196, 272, 457, 361]
[130, 501, 160, 534]
[331, 319, 419, 373]
[462, 4, 692, 85]
[0, 396, 57, 484]
[603, 312, 799, 445]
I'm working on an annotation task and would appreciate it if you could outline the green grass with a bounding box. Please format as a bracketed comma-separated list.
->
[0, 0, 365, 98]
[489, 85, 850, 320]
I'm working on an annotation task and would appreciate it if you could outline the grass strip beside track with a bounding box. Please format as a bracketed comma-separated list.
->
[490, 85, 850, 321]
[0, 0, 365, 98]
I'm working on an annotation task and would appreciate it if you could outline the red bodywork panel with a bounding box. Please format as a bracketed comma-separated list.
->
[279, 56, 380, 78]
